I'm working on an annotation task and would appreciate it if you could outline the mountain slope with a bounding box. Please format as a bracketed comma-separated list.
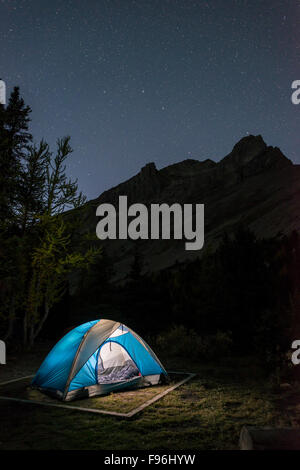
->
[76, 135, 299, 282]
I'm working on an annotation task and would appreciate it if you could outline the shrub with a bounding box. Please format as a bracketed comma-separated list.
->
[155, 325, 232, 360]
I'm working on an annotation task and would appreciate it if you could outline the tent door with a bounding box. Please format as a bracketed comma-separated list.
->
[97, 341, 140, 384]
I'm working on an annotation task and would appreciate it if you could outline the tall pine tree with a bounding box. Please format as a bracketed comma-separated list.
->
[0, 86, 32, 228]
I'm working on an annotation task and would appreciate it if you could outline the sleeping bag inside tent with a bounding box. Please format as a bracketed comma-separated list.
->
[31, 319, 168, 401]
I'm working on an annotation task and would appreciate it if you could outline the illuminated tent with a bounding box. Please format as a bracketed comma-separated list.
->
[31, 319, 168, 401]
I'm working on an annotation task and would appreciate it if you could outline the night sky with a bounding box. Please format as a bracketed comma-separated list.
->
[1, 0, 299, 200]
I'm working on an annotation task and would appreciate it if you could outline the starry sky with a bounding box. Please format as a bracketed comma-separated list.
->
[1, 0, 299, 200]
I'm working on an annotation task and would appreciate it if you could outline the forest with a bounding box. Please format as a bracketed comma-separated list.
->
[0, 86, 101, 347]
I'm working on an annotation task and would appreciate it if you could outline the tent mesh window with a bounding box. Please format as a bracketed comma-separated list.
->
[97, 342, 140, 384]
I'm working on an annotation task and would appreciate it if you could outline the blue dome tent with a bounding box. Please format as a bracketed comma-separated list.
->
[31, 319, 168, 401]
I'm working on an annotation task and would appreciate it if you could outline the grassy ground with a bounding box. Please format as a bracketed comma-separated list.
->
[0, 373, 188, 414]
[0, 348, 297, 450]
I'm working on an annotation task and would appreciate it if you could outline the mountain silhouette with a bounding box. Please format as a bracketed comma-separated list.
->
[73, 135, 299, 282]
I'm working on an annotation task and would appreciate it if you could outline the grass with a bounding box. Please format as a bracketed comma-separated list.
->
[0, 373, 189, 414]
[0, 353, 296, 450]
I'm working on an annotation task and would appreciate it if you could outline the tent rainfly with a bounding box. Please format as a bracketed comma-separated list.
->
[31, 319, 168, 401]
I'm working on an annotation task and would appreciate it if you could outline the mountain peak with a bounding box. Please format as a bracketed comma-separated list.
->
[140, 162, 157, 178]
[223, 134, 267, 166]
[220, 134, 291, 174]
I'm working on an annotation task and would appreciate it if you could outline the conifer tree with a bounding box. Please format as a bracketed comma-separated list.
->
[25, 216, 100, 346]
[44, 136, 86, 215]
[0, 87, 32, 339]
[17, 140, 49, 233]
[0, 87, 32, 227]
[22, 137, 99, 346]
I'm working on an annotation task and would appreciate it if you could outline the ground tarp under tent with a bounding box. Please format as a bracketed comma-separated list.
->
[31, 319, 168, 401]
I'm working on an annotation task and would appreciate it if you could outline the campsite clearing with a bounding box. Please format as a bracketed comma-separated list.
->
[0, 351, 296, 450]
[0, 372, 195, 417]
